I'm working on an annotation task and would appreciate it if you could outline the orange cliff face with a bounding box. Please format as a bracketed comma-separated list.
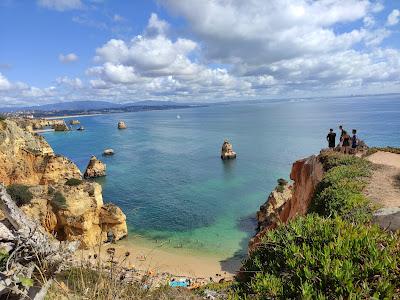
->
[249, 155, 324, 251]
[0, 119, 127, 248]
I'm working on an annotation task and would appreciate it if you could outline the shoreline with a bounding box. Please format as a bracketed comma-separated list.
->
[77, 236, 241, 280]
[44, 113, 104, 120]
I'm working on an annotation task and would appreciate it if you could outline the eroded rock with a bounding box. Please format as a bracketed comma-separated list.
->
[221, 139, 237, 160]
[84, 156, 106, 178]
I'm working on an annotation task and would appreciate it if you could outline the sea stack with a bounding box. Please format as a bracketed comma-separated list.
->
[84, 155, 106, 178]
[118, 121, 127, 129]
[53, 121, 70, 131]
[69, 120, 80, 125]
[221, 139, 237, 160]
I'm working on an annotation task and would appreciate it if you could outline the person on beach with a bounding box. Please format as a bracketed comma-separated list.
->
[341, 130, 351, 154]
[351, 129, 358, 153]
[326, 129, 336, 149]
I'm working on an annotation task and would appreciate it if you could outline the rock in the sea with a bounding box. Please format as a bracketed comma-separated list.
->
[221, 139, 237, 160]
[103, 149, 114, 156]
[69, 120, 80, 125]
[53, 121, 70, 131]
[118, 121, 127, 129]
[84, 155, 106, 178]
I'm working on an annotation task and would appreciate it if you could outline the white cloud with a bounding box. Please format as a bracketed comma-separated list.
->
[56, 76, 83, 88]
[37, 0, 83, 11]
[113, 14, 125, 22]
[59, 53, 79, 63]
[161, 0, 382, 65]
[387, 9, 400, 26]
[0, 73, 12, 90]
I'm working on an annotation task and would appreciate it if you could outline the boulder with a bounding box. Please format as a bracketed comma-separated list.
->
[373, 207, 400, 232]
[118, 121, 127, 129]
[103, 149, 114, 156]
[99, 203, 128, 241]
[221, 139, 237, 160]
[84, 156, 106, 178]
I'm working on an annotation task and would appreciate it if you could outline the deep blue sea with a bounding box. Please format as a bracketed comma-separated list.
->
[43, 95, 400, 258]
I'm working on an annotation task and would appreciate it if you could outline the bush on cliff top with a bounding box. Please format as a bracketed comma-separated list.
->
[6, 184, 33, 206]
[236, 215, 400, 299]
[310, 152, 373, 223]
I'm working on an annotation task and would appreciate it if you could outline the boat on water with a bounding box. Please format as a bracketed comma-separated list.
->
[176, 114, 181, 119]
[77, 126, 85, 131]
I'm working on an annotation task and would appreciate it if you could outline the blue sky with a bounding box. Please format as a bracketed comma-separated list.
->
[0, 0, 399, 106]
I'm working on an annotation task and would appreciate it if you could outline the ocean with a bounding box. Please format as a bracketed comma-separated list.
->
[43, 95, 400, 260]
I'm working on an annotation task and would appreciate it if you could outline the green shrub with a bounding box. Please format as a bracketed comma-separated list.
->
[6, 184, 33, 206]
[53, 191, 67, 209]
[0, 249, 8, 272]
[310, 153, 373, 223]
[237, 215, 400, 299]
[65, 178, 83, 186]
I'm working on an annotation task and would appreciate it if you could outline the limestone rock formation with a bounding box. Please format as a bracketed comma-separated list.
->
[11, 117, 67, 132]
[249, 155, 324, 251]
[118, 121, 127, 129]
[221, 139, 237, 160]
[84, 156, 106, 178]
[69, 120, 80, 125]
[0, 120, 80, 185]
[0, 119, 127, 249]
[53, 121, 70, 131]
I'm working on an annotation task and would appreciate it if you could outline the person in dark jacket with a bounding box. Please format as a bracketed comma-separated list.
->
[351, 129, 358, 152]
[326, 129, 336, 149]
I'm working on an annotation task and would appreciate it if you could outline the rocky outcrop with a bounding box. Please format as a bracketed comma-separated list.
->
[69, 120, 80, 125]
[0, 119, 127, 249]
[53, 121, 70, 131]
[84, 156, 106, 178]
[118, 121, 127, 129]
[0, 120, 79, 185]
[11, 117, 67, 132]
[249, 155, 324, 251]
[221, 139, 237, 160]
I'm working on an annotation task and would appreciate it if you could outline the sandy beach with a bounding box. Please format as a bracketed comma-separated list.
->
[76, 237, 241, 281]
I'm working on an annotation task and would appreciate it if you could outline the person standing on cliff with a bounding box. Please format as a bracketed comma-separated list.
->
[341, 130, 351, 154]
[326, 129, 336, 150]
[351, 129, 358, 153]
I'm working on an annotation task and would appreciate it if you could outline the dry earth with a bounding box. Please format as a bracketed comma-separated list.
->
[364, 151, 400, 208]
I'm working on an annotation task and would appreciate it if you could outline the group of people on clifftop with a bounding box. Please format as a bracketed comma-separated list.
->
[326, 125, 358, 154]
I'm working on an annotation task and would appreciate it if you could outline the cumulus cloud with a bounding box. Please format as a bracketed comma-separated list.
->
[37, 0, 83, 11]
[56, 76, 83, 88]
[161, 0, 384, 65]
[387, 9, 400, 26]
[2, 2, 400, 106]
[59, 53, 79, 63]
[0, 73, 12, 91]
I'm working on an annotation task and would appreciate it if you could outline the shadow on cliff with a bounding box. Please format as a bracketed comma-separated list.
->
[219, 214, 257, 274]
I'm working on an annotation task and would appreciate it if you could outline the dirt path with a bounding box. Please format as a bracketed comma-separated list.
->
[364, 151, 400, 208]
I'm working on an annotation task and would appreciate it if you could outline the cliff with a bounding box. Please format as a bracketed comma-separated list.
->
[249, 155, 324, 250]
[0, 119, 127, 248]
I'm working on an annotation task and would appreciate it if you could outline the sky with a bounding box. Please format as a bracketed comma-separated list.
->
[0, 0, 400, 106]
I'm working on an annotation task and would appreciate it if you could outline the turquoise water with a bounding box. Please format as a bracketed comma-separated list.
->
[43, 96, 400, 258]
